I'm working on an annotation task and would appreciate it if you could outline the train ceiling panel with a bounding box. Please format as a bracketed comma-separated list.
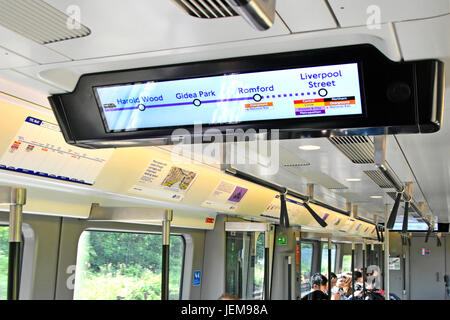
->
[41, 0, 289, 60]
[0, 70, 63, 103]
[328, 0, 449, 27]
[0, 0, 446, 97]
[275, 0, 337, 32]
[232, 138, 385, 220]
[0, 0, 91, 45]
[285, 169, 349, 190]
[0, 25, 70, 65]
[231, 130, 434, 223]
[0, 47, 36, 69]
[394, 14, 450, 60]
[10, 23, 401, 94]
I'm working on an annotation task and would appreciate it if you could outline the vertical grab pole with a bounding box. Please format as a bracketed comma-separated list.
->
[295, 233, 301, 300]
[264, 224, 271, 300]
[298, 232, 302, 300]
[287, 256, 292, 300]
[8, 187, 26, 300]
[362, 242, 366, 299]
[381, 242, 385, 290]
[381, 204, 388, 292]
[402, 251, 406, 296]
[327, 237, 332, 299]
[351, 242, 355, 299]
[384, 228, 390, 300]
[161, 209, 173, 300]
[371, 243, 375, 267]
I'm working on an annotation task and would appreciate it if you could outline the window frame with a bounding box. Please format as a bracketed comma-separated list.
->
[0, 222, 30, 300]
[74, 228, 186, 300]
[300, 241, 314, 295]
[320, 242, 337, 274]
[341, 254, 353, 274]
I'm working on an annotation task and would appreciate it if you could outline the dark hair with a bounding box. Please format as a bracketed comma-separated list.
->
[330, 272, 337, 280]
[353, 271, 363, 281]
[311, 273, 328, 287]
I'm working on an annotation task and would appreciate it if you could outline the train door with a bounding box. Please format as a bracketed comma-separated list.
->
[224, 222, 271, 300]
[410, 234, 446, 300]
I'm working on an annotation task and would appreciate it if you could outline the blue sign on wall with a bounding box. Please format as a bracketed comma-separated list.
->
[193, 270, 201, 286]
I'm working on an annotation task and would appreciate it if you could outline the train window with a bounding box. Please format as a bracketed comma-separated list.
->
[320, 243, 337, 274]
[225, 231, 265, 300]
[341, 254, 352, 273]
[0, 226, 8, 300]
[73, 230, 184, 300]
[301, 242, 314, 296]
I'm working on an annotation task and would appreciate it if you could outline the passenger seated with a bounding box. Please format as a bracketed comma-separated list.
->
[331, 276, 345, 300]
[353, 271, 364, 291]
[301, 273, 328, 300]
[366, 265, 381, 290]
[331, 274, 352, 300]
[350, 271, 364, 299]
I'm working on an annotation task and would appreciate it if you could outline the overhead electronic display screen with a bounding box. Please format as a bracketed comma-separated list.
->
[94, 63, 363, 132]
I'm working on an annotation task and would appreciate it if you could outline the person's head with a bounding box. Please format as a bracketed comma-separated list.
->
[335, 277, 346, 289]
[366, 265, 380, 289]
[218, 293, 240, 300]
[330, 272, 338, 288]
[310, 273, 328, 293]
[342, 276, 353, 296]
[367, 265, 378, 275]
[353, 271, 363, 283]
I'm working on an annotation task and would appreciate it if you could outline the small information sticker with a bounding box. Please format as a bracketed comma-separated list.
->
[193, 270, 201, 286]
[389, 257, 401, 270]
[277, 236, 287, 245]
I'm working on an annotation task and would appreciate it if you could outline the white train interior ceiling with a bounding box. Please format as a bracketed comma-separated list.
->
[0, 0, 448, 301]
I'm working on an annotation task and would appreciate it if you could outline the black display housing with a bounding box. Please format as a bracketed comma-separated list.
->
[48, 44, 444, 149]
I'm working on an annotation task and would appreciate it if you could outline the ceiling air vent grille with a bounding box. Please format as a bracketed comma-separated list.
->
[328, 136, 375, 164]
[364, 170, 395, 188]
[282, 161, 311, 167]
[0, 0, 91, 44]
[173, 0, 238, 18]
